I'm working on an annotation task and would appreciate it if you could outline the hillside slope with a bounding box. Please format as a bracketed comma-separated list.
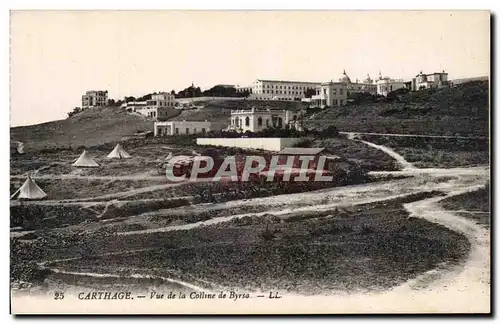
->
[10, 107, 155, 151]
[305, 81, 489, 136]
[170, 99, 309, 130]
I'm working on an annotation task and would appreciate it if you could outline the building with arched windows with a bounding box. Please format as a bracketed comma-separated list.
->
[228, 107, 303, 132]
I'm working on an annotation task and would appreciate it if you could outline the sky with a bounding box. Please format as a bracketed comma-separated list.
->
[10, 10, 490, 126]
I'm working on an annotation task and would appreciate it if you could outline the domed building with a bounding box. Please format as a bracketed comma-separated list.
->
[339, 69, 352, 84]
[338, 69, 377, 95]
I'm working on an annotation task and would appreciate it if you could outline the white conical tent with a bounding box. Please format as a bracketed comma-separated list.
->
[107, 144, 131, 159]
[72, 150, 99, 167]
[11, 176, 47, 200]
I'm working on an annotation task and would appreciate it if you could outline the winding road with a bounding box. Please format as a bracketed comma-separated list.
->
[11, 134, 491, 313]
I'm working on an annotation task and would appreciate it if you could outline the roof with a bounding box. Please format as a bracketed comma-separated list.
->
[256, 79, 321, 85]
[278, 147, 325, 155]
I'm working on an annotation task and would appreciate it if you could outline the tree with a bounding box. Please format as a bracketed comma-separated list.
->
[67, 107, 82, 118]
[176, 85, 203, 98]
[202, 85, 239, 97]
[125, 96, 136, 103]
[304, 88, 316, 98]
[136, 93, 152, 101]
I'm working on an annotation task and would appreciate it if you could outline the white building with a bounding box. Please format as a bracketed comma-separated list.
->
[310, 81, 348, 108]
[376, 72, 406, 96]
[339, 70, 377, 95]
[227, 107, 302, 133]
[151, 92, 176, 106]
[82, 90, 108, 109]
[235, 85, 253, 94]
[121, 92, 175, 120]
[121, 101, 147, 110]
[154, 120, 211, 136]
[412, 70, 449, 91]
[249, 79, 320, 101]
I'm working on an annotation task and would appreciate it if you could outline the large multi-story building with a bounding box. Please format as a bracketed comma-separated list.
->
[81, 90, 108, 109]
[310, 81, 348, 108]
[411, 70, 449, 91]
[249, 79, 321, 101]
[228, 107, 302, 133]
[338, 70, 377, 95]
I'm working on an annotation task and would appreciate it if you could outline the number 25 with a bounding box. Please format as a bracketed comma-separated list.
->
[54, 292, 64, 300]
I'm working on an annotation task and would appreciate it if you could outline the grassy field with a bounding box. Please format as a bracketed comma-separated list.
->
[358, 135, 489, 168]
[440, 185, 490, 226]
[10, 107, 159, 151]
[13, 193, 469, 294]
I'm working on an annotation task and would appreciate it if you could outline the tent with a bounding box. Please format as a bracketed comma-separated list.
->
[11, 176, 47, 200]
[165, 152, 173, 161]
[72, 150, 100, 167]
[107, 144, 131, 159]
[10, 141, 24, 155]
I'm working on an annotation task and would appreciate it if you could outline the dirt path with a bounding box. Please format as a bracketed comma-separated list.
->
[11, 135, 491, 313]
[340, 131, 488, 140]
[10, 174, 169, 181]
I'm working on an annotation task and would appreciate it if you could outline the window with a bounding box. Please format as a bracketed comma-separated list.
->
[333, 99, 338, 105]
[202, 128, 206, 133]
[257, 117, 263, 126]
[194, 128, 197, 133]
[186, 128, 190, 134]
[245, 116, 250, 126]
[175, 128, 179, 134]
[340, 89, 343, 95]
[277, 117, 283, 128]
[266, 119, 270, 126]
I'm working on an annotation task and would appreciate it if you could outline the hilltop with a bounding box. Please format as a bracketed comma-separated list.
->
[10, 81, 489, 151]
[305, 81, 489, 136]
[10, 107, 156, 151]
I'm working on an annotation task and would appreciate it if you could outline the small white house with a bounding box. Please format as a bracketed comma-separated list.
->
[227, 107, 303, 133]
[154, 120, 212, 136]
[376, 77, 406, 96]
